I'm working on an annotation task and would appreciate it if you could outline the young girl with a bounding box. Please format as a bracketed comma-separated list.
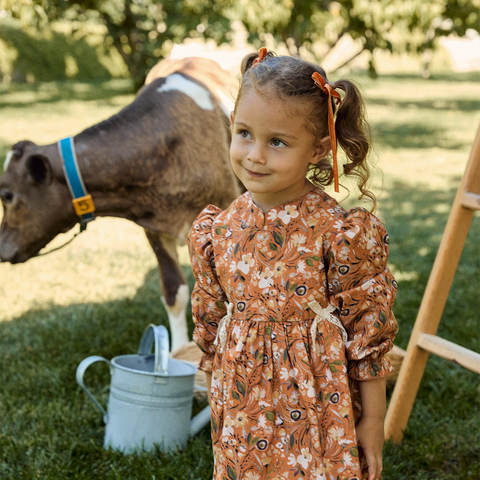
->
[187, 48, 398, 480]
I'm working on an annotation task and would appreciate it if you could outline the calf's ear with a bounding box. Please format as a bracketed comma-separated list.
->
[26, 155, 52, 185]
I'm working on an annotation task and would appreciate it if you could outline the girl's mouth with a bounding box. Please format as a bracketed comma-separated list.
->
[245, 168, 268, 178]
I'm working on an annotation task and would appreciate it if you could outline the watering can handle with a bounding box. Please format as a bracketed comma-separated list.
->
[138, 324, 169, 374]
[76, 355, 110, 424]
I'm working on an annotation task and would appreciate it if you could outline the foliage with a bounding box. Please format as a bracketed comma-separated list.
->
[239, 0, 480, 75]
[1, 74, 480, 478]
[1, 0, 233, 89]
[0, 19, 124, 82]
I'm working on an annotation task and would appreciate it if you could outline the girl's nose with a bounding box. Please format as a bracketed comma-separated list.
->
[247, 143, 266, 164]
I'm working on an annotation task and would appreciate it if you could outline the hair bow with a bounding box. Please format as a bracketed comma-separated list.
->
[252, 47, 268, 67]
[312, 72, 342, 193]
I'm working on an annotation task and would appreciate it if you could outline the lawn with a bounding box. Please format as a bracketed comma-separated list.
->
[0, 71, 479, 479]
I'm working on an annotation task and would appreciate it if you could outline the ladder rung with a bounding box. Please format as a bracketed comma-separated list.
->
[461, 192, 480, 210]
[417, 333, 480, 374]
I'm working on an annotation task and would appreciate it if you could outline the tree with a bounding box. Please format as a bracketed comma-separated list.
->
[2, 0, 233, 89]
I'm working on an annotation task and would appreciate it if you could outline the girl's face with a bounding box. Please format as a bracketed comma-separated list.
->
[230, 86, 330, 213]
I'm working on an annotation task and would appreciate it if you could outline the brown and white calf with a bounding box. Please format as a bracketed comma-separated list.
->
[0, 57, 241, 350]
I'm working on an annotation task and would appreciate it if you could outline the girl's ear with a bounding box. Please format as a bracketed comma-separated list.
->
[311, 135, 332, 164]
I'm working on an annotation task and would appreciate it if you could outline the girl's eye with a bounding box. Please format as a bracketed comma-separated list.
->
[271, 139, 286, 148]
[239, 130, 251, 139]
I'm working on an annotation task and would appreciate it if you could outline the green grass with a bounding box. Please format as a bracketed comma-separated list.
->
[1, 73, 480, 479]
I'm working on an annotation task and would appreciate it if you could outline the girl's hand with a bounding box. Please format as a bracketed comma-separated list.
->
[356, 416, 384, 480]
[357, 377, 387, 480]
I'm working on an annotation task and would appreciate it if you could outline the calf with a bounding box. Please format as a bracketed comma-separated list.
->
[0, 57, 241, 350]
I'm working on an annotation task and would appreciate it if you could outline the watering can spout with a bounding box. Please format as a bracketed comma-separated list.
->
[190, 405, 211, 436]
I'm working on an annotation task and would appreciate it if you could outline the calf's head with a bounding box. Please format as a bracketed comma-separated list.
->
[0, 141, 76, 263]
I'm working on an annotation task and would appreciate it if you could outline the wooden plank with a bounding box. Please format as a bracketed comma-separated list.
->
[417, 333, 480, 375]
[461, 192, 480, 211]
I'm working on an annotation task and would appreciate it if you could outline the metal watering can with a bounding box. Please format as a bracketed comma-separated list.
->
[76, 324, 211, 453]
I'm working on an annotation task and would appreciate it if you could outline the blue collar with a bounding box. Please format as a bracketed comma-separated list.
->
[57, 137, 95, 229]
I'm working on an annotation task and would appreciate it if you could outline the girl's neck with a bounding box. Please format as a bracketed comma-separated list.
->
[250, 181, 316, 213]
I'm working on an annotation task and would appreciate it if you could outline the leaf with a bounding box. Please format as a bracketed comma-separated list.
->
[290, 433, 295, 449]
[306, 258, 314, 267]
[266, 326, 272, 335]
[350, 447, 359, 457]
[236, 380, 246, 396]
[269, 242, 278, 251]
[232, 390, 240, 401]
[216, 301, 226, 309]
[234, 242, 240, 256]
[227, 465, 237, 480]
[374, 321, 381, 330]
[379, 311, 387, 324]
[215, 227, 223, 235]
[266, 411, 275, 422]
[329, 364, 338, 372]
[273, 231, 284, 246]
[211, 417, 217, 432]
[312, 255, 320, 261]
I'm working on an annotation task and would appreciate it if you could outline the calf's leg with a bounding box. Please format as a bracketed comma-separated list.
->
[145, 229, 190, 350]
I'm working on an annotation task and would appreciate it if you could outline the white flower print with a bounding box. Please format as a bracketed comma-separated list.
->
[278, 205, 299, 224]
[291, 233, 306, 247]
[303, 380, 316, 398]
[257, 414, 267, 428]
[297, 449, 312, 469]
[229, 261, 237, 273]
[287, 454, 297, 467]
[267, 209, 278, 221]
[297, 259, 306, 274]
[333, 219, 344, 230]
[257, 268, 274, 289]
[345, 224, 360, 239]
[238, 253, 254, 274]
[328, 426, 345, 441]
[342, 451, 353, 466]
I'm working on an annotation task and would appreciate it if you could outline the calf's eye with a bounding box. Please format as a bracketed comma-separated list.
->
[0, 189, 14, 204]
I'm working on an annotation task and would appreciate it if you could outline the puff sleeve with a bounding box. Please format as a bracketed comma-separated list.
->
[325, 208, 398, 380]
[187, 206, 228, 373]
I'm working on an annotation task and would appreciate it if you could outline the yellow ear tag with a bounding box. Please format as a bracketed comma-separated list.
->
[72, 194, 95, 216]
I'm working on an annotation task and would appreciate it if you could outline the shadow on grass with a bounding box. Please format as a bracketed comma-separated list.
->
[371, 121, 468, 150]
[367, 71, 480, 83]
[0, 181, 479, 478]
[367, 97, 480, 113]
[0, 79, 134, 110]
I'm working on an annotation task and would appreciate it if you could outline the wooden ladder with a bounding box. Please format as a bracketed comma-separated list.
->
[385, 122, 480, 443]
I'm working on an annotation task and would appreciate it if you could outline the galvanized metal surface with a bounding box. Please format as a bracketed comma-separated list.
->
[76, 324, 211, 453]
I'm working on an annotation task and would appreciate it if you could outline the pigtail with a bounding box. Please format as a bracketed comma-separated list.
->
[333, 79, 376, 211]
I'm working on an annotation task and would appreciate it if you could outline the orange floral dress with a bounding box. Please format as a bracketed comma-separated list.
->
[187, 189, 398, 480]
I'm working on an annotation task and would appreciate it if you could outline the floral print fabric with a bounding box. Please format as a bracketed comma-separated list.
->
[187, 189, 398, 480]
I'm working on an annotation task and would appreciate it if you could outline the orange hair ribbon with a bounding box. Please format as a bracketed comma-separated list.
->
[312, 72, 342, 193]
[252, 47, 268, 67]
